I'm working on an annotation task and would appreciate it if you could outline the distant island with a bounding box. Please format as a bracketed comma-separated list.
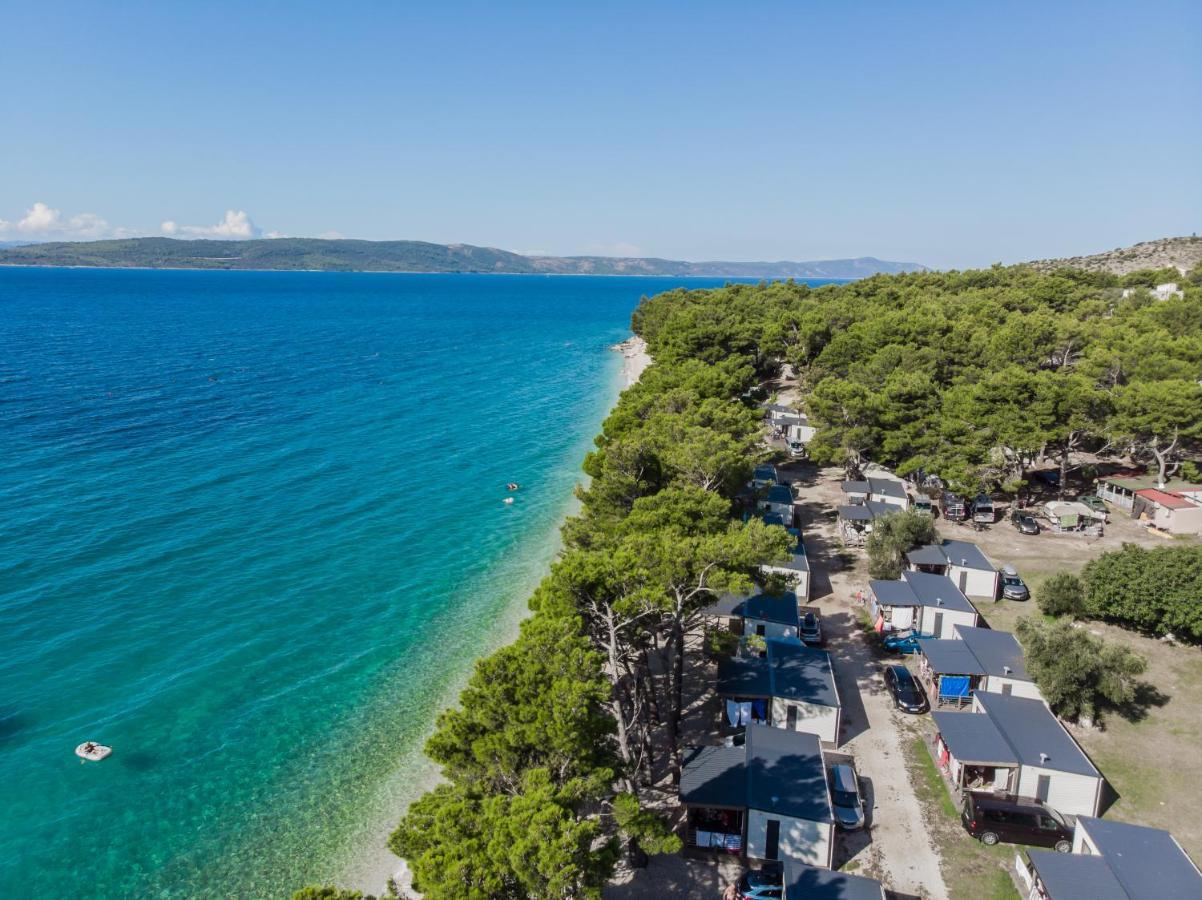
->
[0, 237, 926, 279]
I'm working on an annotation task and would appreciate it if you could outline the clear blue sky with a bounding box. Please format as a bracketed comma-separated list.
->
[1, 0, 1198, 268]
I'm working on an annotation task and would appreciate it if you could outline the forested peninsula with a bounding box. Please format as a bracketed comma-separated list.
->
[299, 261, 1202, 900]
[0, 237, 924, 278]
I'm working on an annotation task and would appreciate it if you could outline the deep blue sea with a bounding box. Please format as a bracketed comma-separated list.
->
[0, 268, 829, 898]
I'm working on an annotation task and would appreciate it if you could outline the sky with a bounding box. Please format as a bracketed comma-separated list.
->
[0, 0, 1198, 268]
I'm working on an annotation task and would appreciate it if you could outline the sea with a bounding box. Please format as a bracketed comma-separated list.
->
[0, 268, 832, 898]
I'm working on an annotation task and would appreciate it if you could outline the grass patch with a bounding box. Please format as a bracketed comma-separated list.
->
[903, 734, 1019, 900]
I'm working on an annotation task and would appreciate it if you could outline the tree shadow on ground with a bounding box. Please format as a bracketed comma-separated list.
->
[1113, 680, 1171, 724]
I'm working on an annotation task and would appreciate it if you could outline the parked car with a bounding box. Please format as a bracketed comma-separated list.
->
[829, 763, 866, 830]
[913, 495, 935, 516]
[1076, 494, 1110, 521]
[1000, 565, 1030, 601]
[883, 629, 923, 654]
[961, 793, 1073, 852]
[1010, 509, 1041, 534]
[883, 664, 928, 713]
[941, 491, 969, 521]
[799, 611, 823, 646]
[736, 865, 783, 899]
[971, 493, 996, 524]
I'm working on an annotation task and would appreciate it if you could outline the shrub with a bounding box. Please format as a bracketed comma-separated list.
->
[1082, 544, 1202, 639]
[1037, 572, 1085, 618]
[1016, 618, 1147, 722]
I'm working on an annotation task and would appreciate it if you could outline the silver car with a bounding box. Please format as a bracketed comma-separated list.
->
[829, 763, 866, 830]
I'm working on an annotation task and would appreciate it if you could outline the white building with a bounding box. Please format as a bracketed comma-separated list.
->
[918, 625, 1042, 708]
[761, 529, 811, 601]
[869, 571, 980, 639]
[718, 639, 842, 745]
[907, 539, 1000, 600]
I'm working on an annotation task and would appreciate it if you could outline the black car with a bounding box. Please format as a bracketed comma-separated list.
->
[1010, 510, 1041, 535]
[883, 664, 928, 713]
[961, 793, 1073, 852]
[799, 611, 823, 646]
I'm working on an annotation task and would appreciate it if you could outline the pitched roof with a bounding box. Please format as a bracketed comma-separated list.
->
[920, 639, 987, 676]
[955, 625, 1030, 681]
[868, 477, 908, 501]
[699, 592, 748, 618]
[1074, 817, 1202, 899]
[1135, 488, 1198, 510]
[784, 861, 886, 900]
[766, 483, 794, 504]
[753, 464, 778, 480]
[679, 745, 747, 808]
[745, 725, 831, 822]
[765, 531, 809, 573]
[1026, 851, 1129, 900]
[871, 571, 977, 614]
[1100, 474, 1202, 493]
[907, 539, 995, 572]
[838, 504, 874, 522]
[841, 480, 870, 494]
[742, 592, 800, 626]
[975, 692, 1099, 777]
[933, 710, 1018, 766]
[716, 640, 839, 708]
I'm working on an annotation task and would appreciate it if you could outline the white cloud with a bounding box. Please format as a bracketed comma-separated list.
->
[0, 201, 122, 240]
[161, 209, 263, 239]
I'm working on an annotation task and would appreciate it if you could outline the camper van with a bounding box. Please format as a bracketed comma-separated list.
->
[941, 492, 969, 522]
[786, 424, 807, 458]
[913, 495, 935, 516]
[972, 494, 996, 524]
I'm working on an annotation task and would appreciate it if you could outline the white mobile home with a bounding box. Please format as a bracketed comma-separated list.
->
[761, 529, 811, 601]
[907, 539, 1000, 600]
[933, 692, 1103, 817]
[918, 625, 1042, 708]
[718, 639, 842, 745]
[869, 571, 979, 639]
[680, 725, 834, 867]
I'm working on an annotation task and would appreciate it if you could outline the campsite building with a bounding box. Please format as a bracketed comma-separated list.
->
[761, 529, 811, 601]
[837, 500, 899, 545]
[918, 625, 1041, 708]
[679, 725, 835, 867]
[783, 860, 886, 900]
[759, 482, 797, 525]
[1018, 816, 1202, 900]
[841, 476, 910, 510]
[933, 692, 1104, 817]
[702, 591, 800, 641]
[717, 639, 842, 744]
[906, 539, 1000, 600]
[869, 571, 979, 639]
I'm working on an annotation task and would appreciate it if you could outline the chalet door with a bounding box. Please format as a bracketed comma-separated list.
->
[786, 705, 798, 730]
[1036, 775, 1052, 802]
[933, 612, 944, 638]
[1001, 683, 1013, 696]
[756, 624, 766, 637]
[764, 818, 781, 860]
[958, 571, 969, 592]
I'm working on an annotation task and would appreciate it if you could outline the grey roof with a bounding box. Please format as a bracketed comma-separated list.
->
[745, 724, 831, 822]
[1026, 852, 1129, 900]
[933, 710, 1018, 766]
[975, 692, 1100, 777]
[679, 745, 747, 808]
[717, 640, 839, 709]
[907, 540, 995, 572]
[784, 861, 886, 900]
[869, 477, 908, 501]
[902, 571, 977, 614]
[766, 484, 794, 504]
[760, 512, 787, 527]
[1075, 817, 1202, 899]
[753, 464, 778, 480]
[955, 626, 1030, 681]
[870, 571, 977, 615]
[841, 480, 870, 495]
[742, 592, 800, 627]
[839, 504, 874, 522]
[699, 592, 749, 619]
[766, 531, 809, 573]
[717, 655, 773, 697]
[920, 639, 987, 676]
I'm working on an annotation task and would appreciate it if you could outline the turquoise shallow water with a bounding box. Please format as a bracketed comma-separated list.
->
[0, 268, 777, 899]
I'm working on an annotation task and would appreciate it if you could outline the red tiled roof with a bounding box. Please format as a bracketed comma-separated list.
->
[1135, 489, 1199, 510]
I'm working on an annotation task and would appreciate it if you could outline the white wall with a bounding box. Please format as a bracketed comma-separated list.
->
[981, 675, 1043, 701]
[761, 563, 810, 601]
[744, 618, 798, 641]
[771, 697, 839, 744]
[746, 808, 832, 868]
[1015, 765, 1101, 817]
[874, 492, 910, 509]
[917, 606, 978, 639]
[876, 604, 915, 630]
[951, 565, 999, 600]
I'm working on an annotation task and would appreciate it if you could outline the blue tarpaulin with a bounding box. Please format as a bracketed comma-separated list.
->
[939, 675, 971, 698]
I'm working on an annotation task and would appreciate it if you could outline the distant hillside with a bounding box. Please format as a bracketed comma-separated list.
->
[0, 237, 926, 279]
[1026, 236, 1202, 275]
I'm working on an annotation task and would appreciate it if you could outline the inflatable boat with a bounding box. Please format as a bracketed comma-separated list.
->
[75, 742, 112, 762]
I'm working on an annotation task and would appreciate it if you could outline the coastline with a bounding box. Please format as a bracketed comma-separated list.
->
[343, 337, 648, 897]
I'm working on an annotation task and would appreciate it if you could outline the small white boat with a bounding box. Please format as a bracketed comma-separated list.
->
[75, 742, 112, 762]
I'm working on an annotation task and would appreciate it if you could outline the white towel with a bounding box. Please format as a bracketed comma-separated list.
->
[726, 699, 740, 728]
[739, 701, 753, 726]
